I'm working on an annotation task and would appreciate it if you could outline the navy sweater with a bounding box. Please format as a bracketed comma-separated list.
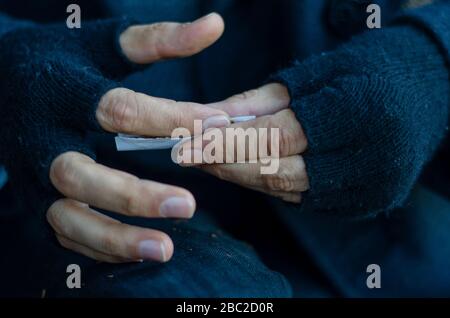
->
[0, 0, 449, 220]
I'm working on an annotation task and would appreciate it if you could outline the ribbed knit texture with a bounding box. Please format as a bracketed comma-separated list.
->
[271, 2, 450, 217]
[0, 15, 138, 225]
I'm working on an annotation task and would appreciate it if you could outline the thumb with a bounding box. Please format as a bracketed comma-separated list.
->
[119, 12, 225, 64]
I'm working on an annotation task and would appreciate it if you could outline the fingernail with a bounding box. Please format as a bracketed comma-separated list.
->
[159, 197, 194, 218]
[138, 240, 166, 262]
[203, 115, 230, 131]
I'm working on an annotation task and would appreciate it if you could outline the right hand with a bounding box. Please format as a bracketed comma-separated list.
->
[0, 13, 230, 263]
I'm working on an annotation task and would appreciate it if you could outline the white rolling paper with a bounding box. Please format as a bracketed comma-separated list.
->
[115, 116, 256, 151]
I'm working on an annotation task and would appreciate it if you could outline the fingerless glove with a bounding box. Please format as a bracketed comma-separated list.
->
[271, 2, 450, 217]
[0, 15, 141, 223]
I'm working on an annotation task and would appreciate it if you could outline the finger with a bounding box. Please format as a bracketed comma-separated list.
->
[246, 187, 302, 203]
[50, 152, 196, 219]
[268, 191, 302, 203]
[178, 109, 306, 165]
[120, 13, 224, 64]
[207, 83, 291, 116]
[56, 234, 135, 264]
[47, 199, 174, 262]
[97, 87, 230, 136]
[200, 156, 309, 193]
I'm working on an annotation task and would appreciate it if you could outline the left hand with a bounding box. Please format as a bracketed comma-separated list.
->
[178, 83, 310, 203]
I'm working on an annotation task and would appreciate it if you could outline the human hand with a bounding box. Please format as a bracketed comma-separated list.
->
[179, 25, 450, 217]
[177, 83, 310, 203]
[0, 13, 230, 262]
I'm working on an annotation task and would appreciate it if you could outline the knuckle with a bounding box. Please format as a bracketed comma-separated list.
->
[227, 89, 258, 104]
[169, 103, 184, 128]
[101, 227, 120, 255]
[262, 170, 295, 192]
[50, 153, 82, 194]
[278, 127, 295, 157]
[123, 181, 143, 216]
[145, 24, 165, 58]
[47, 199, 70, 234]
[176, 29, 198, 55]
[56, 235, 71, 249]
[146, 22, 166, 35]
[124, 193, 140, 216]
[267, 110, 302, 157]
[100, 88, 139, 133]
[212, 166, 229, 181]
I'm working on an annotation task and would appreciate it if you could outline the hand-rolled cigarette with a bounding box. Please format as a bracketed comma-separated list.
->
[230, 116, 256, 123]
[115, 116, 257, 151]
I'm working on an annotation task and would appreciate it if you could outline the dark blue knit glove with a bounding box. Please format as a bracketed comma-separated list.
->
[0, 11, 228, 217]
[0, 19, 138, 211]
[0, 12, 231, 264]
[272, 22, 450, 217]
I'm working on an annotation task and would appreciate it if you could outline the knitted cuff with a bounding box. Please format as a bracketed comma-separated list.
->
[70, 17, 147, 79]
[0, 16, 148, 190]
[275, 74, 410, 217]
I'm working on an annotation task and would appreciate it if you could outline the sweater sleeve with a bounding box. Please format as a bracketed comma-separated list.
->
[0, 12, 33, 188]
[396, 0, 450, 65]
[0, 13, 140, 231]
[0, 12, 34, 37]
[270, 1, 450, 218]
